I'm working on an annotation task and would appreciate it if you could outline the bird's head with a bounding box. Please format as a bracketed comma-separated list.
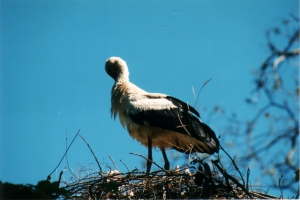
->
[105, 57, 129, 82]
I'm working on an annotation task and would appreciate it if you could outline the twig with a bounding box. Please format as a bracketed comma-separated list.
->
[212, 159, 253, 199]
[129, 152, 166, 172]
[251, 191, 280, 199]
[220, 145, 245, 186]
[47, 129, 80, 182]
[108, 154, 120, 172]
[246, 167, 250, 191]
[65, 130, 76, 178]
[78, 133, 103, 175]
[56, 168, 66, 196]
[193, 78, 212, 108]
[278, 175, 283, 198]
[192, 86, 196, 100]
[58, 168, 66, 186]
[120, 159, 130, 172]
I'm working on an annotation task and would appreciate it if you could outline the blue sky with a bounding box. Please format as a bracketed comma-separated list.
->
[0, 0, 298, 197]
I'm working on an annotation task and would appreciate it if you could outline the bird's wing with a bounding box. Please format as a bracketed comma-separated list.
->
[128, 93, 219, 153]
[165, 96, 200, 117]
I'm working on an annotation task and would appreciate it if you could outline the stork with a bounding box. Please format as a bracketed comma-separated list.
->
[105, 57, 219, 173]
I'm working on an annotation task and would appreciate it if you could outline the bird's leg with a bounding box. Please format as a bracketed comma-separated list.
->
[161, 148, 170, 171]
[147, 136, 153, 174]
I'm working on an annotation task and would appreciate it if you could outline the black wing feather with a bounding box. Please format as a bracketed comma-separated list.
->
[129, 96, 219, 154]
[165, 96, 200, 117]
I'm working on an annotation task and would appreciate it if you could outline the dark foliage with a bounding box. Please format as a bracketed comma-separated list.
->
[206, 15, 299, 197]
[0, 180, 68, 199]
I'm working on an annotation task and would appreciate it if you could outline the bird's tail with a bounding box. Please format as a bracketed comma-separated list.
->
[189, 117, 220, 154]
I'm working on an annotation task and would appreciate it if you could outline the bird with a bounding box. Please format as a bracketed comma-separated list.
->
[105, 57, 219, 173]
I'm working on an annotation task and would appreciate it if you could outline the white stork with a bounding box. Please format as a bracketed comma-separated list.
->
[105, 57, 219, 173]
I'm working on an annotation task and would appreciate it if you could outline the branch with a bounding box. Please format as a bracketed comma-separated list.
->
[212, 159, 253, 199]
[129, 152, 166, 173]
[47, 129, 80, 182]
[78, 133, 103, 175]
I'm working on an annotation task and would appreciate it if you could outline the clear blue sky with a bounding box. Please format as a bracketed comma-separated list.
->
[0, 0, 298, 197]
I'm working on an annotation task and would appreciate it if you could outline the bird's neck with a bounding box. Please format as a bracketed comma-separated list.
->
[114, 70, 129, 83]
[113, 80, 146, 97]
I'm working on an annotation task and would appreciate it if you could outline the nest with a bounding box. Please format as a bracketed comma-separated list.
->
[60, 161, 279, 199]
[49, 131, 280, 199]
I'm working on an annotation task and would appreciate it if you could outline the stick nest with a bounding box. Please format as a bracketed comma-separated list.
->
[51, 131, 281, 199]
[61, 162, 279, 199]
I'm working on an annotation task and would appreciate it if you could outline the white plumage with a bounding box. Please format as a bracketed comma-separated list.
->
[105, 57, 219, 173]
